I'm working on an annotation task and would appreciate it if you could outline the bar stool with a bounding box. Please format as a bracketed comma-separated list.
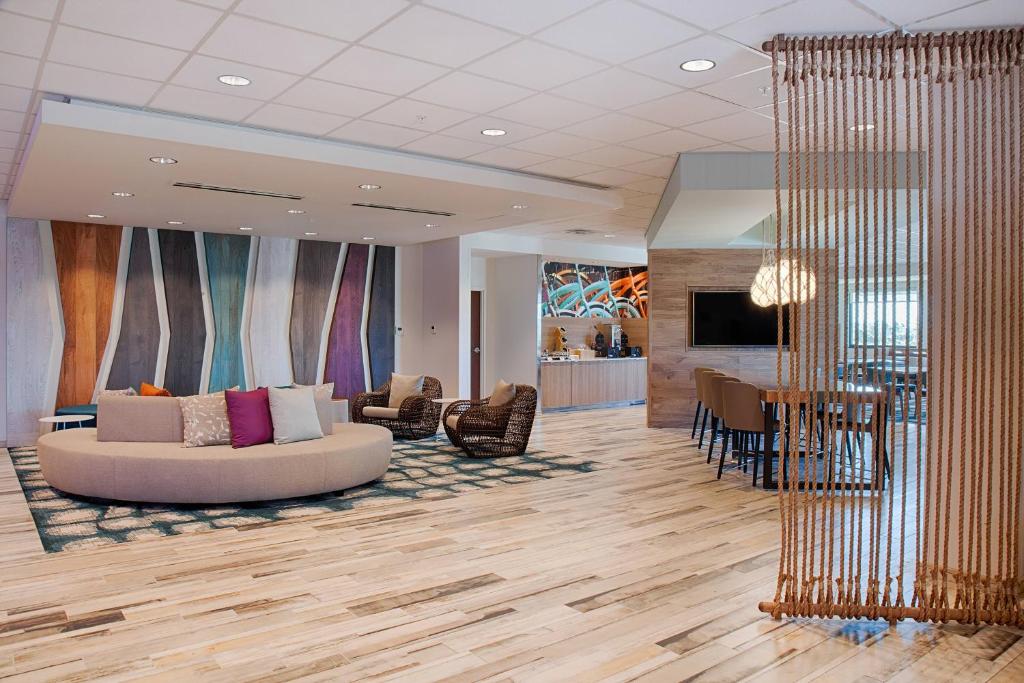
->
[697, 371, 726, 449]
[706, 374, 740, 463]
[691, 367, 717, 440]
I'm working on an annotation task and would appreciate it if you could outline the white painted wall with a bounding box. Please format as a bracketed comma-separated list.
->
[483, 254, 540, 392]
[395, 243, 423, 377]
[0, 203, 7, 446]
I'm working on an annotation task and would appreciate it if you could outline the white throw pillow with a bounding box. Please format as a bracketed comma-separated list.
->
[388, 373, 425, 408]
[268, 386, 323, 445]
[489, 379, 516, 407]
[291, 382, 335, 435]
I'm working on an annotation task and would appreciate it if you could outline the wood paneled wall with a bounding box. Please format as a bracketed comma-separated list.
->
[541, 318, 648, 354]
[647, 249, 834, 428]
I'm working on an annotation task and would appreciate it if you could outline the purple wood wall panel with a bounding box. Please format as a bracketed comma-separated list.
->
[324, 244, 368, 399]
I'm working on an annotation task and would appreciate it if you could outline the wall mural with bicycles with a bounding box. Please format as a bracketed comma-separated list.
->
[542, 261, 648, 318]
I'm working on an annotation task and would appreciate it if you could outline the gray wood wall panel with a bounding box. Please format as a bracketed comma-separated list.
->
[107, 229, 161, 392]
[159, 229, 206, 396]
[290, 239, 341, 386]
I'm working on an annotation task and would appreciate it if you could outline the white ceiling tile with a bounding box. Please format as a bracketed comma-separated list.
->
[362, 6, 517, 68]
[40, 63, 160, 106]
[60, 0, 223, 50]
[625, 90, 745, 128]
[0, 148, 14, 163]
[621, 155, 676, 177]
[552, 68, 678, 109]
[730, 134, 774, 151]
[465, 147, 552, 169]
[172, 55, 300, 100]
[561, 112, 667, 144]
[0, 162, 10, 175]
[275, 79, 393, 118]
[0, 110, 25, 133]
[508, 131, 604, 156]
[0, 53, 37, 88]
[189, 0, 234, 7]
[363, 97, 472, 132]
[0, 85, 33, 112]
[411, 72, 534, 113]
[857, 0, 973, 27]
[441, 115, 545, 144]
[243, 103, 350, 136]
[492, 93, 603, 129]
[719, 0, 893, 50]
[150, 84, 264, 122]
[464, 40, 605, 90]
[623, 128, 720, 154]
[683, 111, 776, 141]
[636, 0, 790, 30]
[626, 33, 769, 88]
[522, 157, 605, 178]
[423, 0, 595, 34]
[200, 15, 346, 73]
[696, 68, 774, 109]
[571, 145, 658, 167]
[0, 10, 50, 58]
[536, 0, 700, 63]
[48, 26, 188, 81]
[908, 0, 1024, 30]
[235, 0, 409, 41]
[400, 133, 495, 159]
[574, 168, 651, 186]
[314, 46, 448, 96]
[327, 119, 426, 147]
[1, 0, 59, 19]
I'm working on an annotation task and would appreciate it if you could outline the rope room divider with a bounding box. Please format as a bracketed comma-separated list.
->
[757, 30, 1024, 625]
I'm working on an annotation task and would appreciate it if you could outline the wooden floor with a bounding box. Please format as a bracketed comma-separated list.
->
[1, 407, 1021, 682]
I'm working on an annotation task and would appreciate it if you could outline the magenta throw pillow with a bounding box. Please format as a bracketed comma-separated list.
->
[225, 387, 273, 448]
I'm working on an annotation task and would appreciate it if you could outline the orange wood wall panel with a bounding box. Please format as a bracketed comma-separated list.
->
[52, 222, 120, 407]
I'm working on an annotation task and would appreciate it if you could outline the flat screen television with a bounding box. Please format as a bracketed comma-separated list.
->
[690, 290, 790, 347]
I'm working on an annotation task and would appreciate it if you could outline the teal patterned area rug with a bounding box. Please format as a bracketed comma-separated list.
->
[9, 439, 598, 553]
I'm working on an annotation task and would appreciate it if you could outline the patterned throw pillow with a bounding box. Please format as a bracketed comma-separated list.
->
[100, 387, 137, 397]
[178, 391, 232, 448]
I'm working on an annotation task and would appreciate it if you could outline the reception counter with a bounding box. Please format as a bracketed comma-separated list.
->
[540, 357, 647, 411]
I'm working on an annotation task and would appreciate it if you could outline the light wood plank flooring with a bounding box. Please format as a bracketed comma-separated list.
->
[0, 407, 1021, 682]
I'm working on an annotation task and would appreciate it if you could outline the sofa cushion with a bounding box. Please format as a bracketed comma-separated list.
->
[225, 388, 273, 448]
[96, 395, 184, 442]
[268, 386, 323, 445]
[363, 406, 400, 419]
[388, 373, 424, 408]
[141, 382, 172, 397]
[489, 379, 516, 407]
[178, 391, 232, 448]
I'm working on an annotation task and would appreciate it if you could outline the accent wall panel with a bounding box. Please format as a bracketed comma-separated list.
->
[204, 233, 250, 392]
[106, 229, 161, 392]
[290, 239, 341, 386]
[158, 229, 206, 396]
[248, 236, 298, 388]
[325, 243, 369, 399]
[51, 222, 120, 408]
[6, 219, 63, 445]
[367, 246, 396, 389]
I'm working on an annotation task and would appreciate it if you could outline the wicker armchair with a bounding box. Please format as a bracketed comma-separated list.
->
[442, 385, 537, 458]
[351, 376, 442, 439]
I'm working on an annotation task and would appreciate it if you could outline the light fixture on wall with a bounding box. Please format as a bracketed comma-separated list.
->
[749, 213, 817, 307]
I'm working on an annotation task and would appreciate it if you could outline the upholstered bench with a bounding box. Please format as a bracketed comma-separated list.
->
[54, 403, 98, 428]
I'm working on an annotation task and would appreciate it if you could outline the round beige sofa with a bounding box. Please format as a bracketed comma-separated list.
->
[37, 423, 393, 504]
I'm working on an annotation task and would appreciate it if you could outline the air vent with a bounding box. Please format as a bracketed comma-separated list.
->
[565, 228, 598, 236]
[173, 182, 303, 200]
[351, 202, 454, 217]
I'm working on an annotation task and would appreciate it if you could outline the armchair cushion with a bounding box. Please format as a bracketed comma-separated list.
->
[364, 406, 400, 419]
[489, 379, 516, 407]
[388, 373, 424, 408]
[445, 414, 459, 431]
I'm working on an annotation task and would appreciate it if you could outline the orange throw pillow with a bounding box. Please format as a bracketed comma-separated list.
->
[140, 382, 172, 397]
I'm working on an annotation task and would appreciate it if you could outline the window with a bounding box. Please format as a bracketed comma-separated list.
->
[848, 290, 921, 347]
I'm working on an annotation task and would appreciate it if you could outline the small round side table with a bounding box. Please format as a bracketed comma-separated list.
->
[39, 415, 92, 432]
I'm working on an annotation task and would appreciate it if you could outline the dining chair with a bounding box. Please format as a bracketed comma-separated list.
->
[706, 374, 740, 463]
[697, 371, 726, 449]
[721, 381, 773, 484]
[817, 394, 891, 489]
[691, 367, 717, 440]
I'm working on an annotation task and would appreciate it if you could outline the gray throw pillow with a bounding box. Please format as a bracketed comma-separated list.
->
[291, 382, 335, 435]
[489, 379, 516, 407]
[268, 386, 323, 445]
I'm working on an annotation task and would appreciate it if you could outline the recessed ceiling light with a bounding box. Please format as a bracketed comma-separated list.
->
[481, 128, 507, 136]
[680, 59, 716, 72]
[603, 234, 616, 238]
[362, 236, 375, 241]
[167, 220, 184, 225]
[239, 226, 253, 231]
[287, 208, 305, 214]
[425, 223, 439, 228]
[87, 213, 105, 219]
[111, 191, 133, 197]
[149, 156, 177, 165]
[304, 231, 318, 236]
[849, 123, 875, 132]
[511, 203, 528, 210]
[218, 74, 251, 87]
[358, 183, 381, 190]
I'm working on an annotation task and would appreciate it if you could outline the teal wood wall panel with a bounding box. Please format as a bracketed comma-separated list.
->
[367, 246, 396, 389]
[107, 229, 161, 392]
[204, 233, 250, 392]
[290, 239, 341, 386]
[159, 229, 206, 396]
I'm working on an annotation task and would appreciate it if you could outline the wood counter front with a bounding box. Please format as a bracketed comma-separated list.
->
[540, 358, 647, 410]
